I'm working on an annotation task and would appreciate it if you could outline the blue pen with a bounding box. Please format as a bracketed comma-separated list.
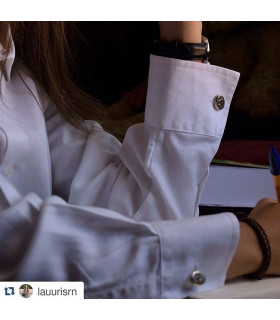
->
[269, 146, 280, 201]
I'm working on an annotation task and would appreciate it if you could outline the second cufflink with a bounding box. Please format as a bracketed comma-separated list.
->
[190, 270, 206, 285]
[213, 95, 225, 111]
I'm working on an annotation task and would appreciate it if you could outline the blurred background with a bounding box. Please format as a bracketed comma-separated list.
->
[76, 22, 280, 164]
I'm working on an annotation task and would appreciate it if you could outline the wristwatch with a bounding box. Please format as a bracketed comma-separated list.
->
[150, 37, 210, 61]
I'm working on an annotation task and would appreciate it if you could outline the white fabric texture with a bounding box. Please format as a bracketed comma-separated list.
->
[0, 42, 241, 298]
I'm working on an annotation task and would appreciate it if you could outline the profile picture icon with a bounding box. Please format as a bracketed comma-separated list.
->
[19, 284, 33, 298]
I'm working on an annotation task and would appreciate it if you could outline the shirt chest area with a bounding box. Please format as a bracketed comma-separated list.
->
[0, 78, 52, 198]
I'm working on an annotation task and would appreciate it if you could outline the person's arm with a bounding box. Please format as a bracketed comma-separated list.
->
[157, 22, 276, 281]
[0, 22, 241, 298]
[227, 198, 280, 280]
[227, 221, 263, 279]
[37, 22, 280, 289]
[0, 172, 239, 298]
[46, 22, 239, 221]
[158, 21, 202, 43]
[3, 22, 265, 298]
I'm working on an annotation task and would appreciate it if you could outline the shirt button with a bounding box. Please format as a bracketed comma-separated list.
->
[190, 270, 206, 285]
[213, 94, 225, 110]
[5, 164, 15, 177]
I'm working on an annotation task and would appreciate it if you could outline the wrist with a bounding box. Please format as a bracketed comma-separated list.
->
[226, 222, 263, 280]
[159, 21, 202, 43]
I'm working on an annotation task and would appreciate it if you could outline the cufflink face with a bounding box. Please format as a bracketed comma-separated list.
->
[213, 95, 225, 110]
[190, 270, 206, 285]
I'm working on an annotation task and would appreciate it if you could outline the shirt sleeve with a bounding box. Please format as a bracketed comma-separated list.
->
[47, 55, 240, 221]
[0, 56, 241, 298]
[0, 174, 239, 298]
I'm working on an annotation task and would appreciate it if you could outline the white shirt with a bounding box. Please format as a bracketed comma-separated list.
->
[0, 40, 240, 298]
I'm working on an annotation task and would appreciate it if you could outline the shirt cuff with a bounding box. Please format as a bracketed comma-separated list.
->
[145, 55, 240, 137]
[151, 212, 240, 299]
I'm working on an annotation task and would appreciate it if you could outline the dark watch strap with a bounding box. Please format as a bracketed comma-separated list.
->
[151, 38, 210, 61]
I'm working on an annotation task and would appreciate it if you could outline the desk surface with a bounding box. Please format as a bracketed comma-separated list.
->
[190, 277, 280, 299]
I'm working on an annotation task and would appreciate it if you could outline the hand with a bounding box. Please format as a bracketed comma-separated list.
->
[227, 198, 280, 280]
[158, 21, 202, 43]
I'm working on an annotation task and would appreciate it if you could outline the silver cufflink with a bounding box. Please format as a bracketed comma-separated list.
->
[190, 269, 206, 285]
[213, 94, 225, 111]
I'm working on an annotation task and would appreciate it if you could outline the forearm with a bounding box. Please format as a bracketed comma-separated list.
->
[227, 197, 280, 280]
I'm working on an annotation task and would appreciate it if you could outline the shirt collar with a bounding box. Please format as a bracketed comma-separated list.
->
[0, 34, 15, 82]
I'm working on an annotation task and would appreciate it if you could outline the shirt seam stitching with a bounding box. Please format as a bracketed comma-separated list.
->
[150, 55, 240, 80]
[145, 125, 222, 139]
[132, 129, 157, 221]
[107, 160, 125, 208]
[149, 222, 163, 298]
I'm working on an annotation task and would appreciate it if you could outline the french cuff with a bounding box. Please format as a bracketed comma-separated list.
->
[145, 55, 240, 137]
[151, 212, 239, 299]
